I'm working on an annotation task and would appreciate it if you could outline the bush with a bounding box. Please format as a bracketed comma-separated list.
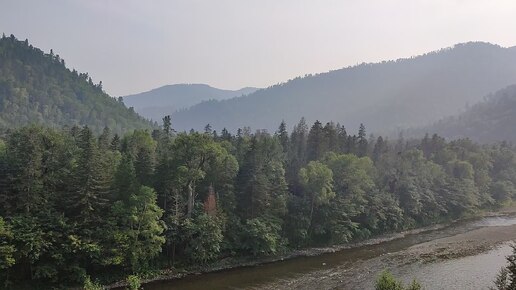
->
[126, 275, 141, 290]
[375, 270, 422, 290]
[375, 270, 403, 290]
[492, 245, 516, 290]
[83, 276, 104, 290]
[242, 218, 283, 256]
[406, 279, 422, 290]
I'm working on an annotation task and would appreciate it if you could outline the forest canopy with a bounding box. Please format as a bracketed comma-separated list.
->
[1, 118, 516, 288]
[0, 34, 153, 135]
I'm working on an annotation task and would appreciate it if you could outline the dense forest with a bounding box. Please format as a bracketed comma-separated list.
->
[1, 117, 516, 288]
[0, 34, 153, 134]
[123, 84, 258, 122]
[418, 84, 516, 143]
[170, 42, 516, 133]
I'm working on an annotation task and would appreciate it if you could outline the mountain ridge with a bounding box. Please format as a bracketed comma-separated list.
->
[123, 83, 259, 121]
[0, 34, 153, 134]
[416, 84, 516, 143]
[170, 42, 516, 134]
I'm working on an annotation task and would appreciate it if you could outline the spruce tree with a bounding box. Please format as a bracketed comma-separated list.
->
[307, 120, 324, 161]
[276, 120, 289, 154]
[357, 123, 368, 157]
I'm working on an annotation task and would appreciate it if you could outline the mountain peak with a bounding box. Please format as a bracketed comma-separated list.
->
[123, 84, 259, 121]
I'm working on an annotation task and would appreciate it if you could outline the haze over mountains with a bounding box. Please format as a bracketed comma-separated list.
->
[123, 84, 259, 121]
[419, 85, 516, 143]
[168, 42, 516, 134]
[3, 34, 516, 145]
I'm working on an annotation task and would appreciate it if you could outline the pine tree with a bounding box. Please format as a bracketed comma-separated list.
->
[69, 126, 112, 226]
[357, 123, 368, 157]
[236, 135, 288, 220]
[220, 128, 232, 141]
[373, 136, 388, 162]
[135, 147, 154, 186]
[323, 122, 338, 153]
[336, 124, 348, 153]
[307, 120, 325, 161]
[4, 127, 44, 214]
[276, 120, 289, 154]
[162, 115, 173, 136]
[114, 154, 138, 201]
[111, 134, 121, 151]
[98, 127, 111, 150]
[204, 124, 212, 135]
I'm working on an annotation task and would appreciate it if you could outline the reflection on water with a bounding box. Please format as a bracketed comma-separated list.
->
[146, 215, 516, 290]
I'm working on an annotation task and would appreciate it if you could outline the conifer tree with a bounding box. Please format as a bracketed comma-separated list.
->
[307, 120, 325, 161]
[357, 123, 368, 157]
[276, 120, 289, 154]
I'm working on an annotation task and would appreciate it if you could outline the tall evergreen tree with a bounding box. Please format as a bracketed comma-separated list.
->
[357, 123, 368, 157]
[323, 122, 338, 153]
[307, 120, 325, 161]
[276, 120, 290, 154]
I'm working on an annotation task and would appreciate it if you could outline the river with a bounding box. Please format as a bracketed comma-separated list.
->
[145, 215, 516, 290]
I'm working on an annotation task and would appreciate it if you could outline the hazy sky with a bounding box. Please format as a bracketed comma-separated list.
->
[2, 0, 516, 96]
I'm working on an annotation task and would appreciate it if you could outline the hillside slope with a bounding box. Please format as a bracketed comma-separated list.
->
[420, 84, 516, 143]
[0, 34, 153, 134]
[171, 42, 516, 133]
[123, 84, 258, 121]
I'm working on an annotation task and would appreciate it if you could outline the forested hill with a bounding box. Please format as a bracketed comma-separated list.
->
[123, 84, 259, 121]
[0, 34, 153, 134]
[171, 42, 516, 133]
[419, 85, 516, 143]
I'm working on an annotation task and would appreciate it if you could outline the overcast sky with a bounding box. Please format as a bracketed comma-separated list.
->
[2, 0, 516, 96]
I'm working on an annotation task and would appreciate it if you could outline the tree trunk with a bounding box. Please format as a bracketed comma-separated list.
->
[308, 194, 315, 237]
[187, 181, 194, 218]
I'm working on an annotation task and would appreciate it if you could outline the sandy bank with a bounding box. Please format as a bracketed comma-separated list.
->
[258, 223, 516, 289]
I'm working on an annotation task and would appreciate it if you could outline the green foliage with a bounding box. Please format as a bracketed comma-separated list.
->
[298, 161, 335, 206]
[0, 35, 153, 134]
[375, 270, 422, 290]
[183, 214, 224, 264]
[406, 280, 423, 290]
[83, 276, 104, 290]
[375, 270, 404, 290]
[110, 186, 165, 272]
[298, 161, 335, 242]
[242, 218, 283, 256]
[493, 245, 516, 290]
[235, 134, 288, 221]
[490, 181, 516, 205]
[0, 118, 515, 287]
[126, 275, 141, 290]
[0, 217, 15, 270]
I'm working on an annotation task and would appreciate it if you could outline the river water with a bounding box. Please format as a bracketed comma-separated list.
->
[146, 215, 516, 290]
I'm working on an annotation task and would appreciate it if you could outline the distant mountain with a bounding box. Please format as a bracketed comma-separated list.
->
[418, 85, 516, 143]
[170, 42, 516, 133]
[123, 84, 259, 121]
[0, 34, 153, 134]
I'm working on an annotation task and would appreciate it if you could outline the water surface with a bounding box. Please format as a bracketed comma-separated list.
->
[146, 215, 516, 290]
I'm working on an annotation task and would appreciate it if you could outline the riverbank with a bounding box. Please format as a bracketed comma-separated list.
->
[258, 223, 516, 289]
[108, 221, 452, 289]
[107, 206, 516, 289]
